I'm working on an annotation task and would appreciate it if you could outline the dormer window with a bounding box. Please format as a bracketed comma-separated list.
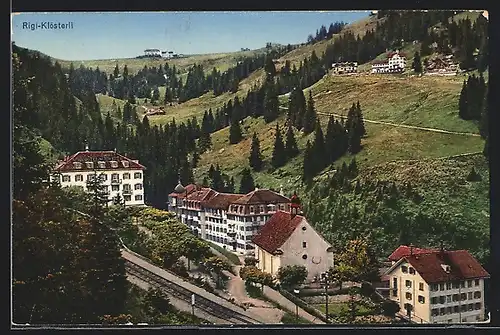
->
[122, 160, 129, 168]
[86, 162, 94, 169]
[73, 162, 82, 169]
[250, 206, 254, 213]
[98, 161, 106, 169]
[110, 161, 118, 168]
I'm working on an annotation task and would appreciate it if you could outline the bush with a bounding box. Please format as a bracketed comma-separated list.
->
[381, 299, 400, 317]
[244, 256, 258, 266]
[139, 207, 175, 222]
[170, 260, 189, 278]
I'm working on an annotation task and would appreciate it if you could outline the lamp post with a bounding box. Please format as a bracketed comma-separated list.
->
[321, 272, 330, 323]
[293, 289, 300, 322]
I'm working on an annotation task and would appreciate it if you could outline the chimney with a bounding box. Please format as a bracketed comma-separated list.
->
[85, 143, 89, 151]
[279, 184, 284, 195]
[410, 244, 414, 256]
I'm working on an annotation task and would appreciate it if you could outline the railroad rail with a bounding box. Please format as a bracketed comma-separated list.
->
[122, 250, 262, 325]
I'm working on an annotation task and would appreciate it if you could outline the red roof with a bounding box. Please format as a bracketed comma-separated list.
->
[251, 210, 303, 254]
[388, 245, 439, 261]
[387, 51, 407, 58]
[402, 250, 489, 284]
[54, 150, 145, 172]
[203, 193, 243, 209]
[232, 188, 290, 205]
[168, 183, 200, 197]
[372, 60, 388, 65]
[186, 188, 216, 202]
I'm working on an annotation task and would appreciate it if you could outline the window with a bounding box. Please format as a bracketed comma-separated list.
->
[62, 175, 71, 182]
[446, 282, 452, 290]
[446, 307, 452, 314]
[401, 266, 408, 273]
[475, 279, 480, 286]
[110, 161, 118, 168]
[135, 195, 143, 201]
[86, 162, 94, 169]
[418, 295, 425, 304]
[468, 304, 473, 311]
[405, 280, 412, 288]
[123, 173, 130, 179]
[134, 172, 142, 179]
[124, 195, 131, 201]
[452, 281, 460, 289]
[87, 174, 95, 181]
[431, 284, 439, 291]
[419, 283, 424, 291]
[431, 297, 438, 304]
[73, 162, 82, 169]
[460, 281, 465, 288]
[439, 296, 446, 304]
[406, 292, 412, 300]
[302, 241, 307, 248]
[474, 303, 481, 310]
[75, 174, 83, 182]
[462, 318, 467, 323]
[393, 278, 398, 290]
[103, 185, 109, 192]
[111, 185, 119, 191]
[134, 183, 143, 190]
[409, 267, 415, 275]
[431, 309, 439, 317]
[461, 293, 467, 301]
[302, 226, 306, 231]
[302, 254, 307, 260]
[123, 184, 131, 191]
[446, 295, 452, 303]
[452, 294, 459, 302]
[122, 161, 129, 168]
[440, 283, 445, 291]
[474, 291, 481, 299]
[249, 206, 254, 213]
[468, 292, 473, 300]
[100, 174, 107, 181]
[111, 173, 119, 181]
[98, 161, 106, 169]
[454, 306, 459, 313]
[460, 305, 467, 312]
[439, 308, 445, 316]
[467, 280, 473, 288]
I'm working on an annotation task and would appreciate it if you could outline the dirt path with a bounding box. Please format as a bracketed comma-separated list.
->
[278, 105, 481, 137]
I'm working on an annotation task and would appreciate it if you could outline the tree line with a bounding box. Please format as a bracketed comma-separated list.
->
[306, 21, 347, 44]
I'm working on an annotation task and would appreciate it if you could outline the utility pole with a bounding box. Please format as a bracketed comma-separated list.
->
[191, 294, 195, 317]
[321, 272, 329, 322]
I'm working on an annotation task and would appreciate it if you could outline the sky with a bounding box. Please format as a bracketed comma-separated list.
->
[11, 11, 370, 60]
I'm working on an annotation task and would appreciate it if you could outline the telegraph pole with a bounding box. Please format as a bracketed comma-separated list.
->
[191, 294, 195, 317]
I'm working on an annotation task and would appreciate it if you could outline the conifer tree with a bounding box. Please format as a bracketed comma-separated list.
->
[303, 91, 317, 134]
[355, 101, 366, 137]
[284, 121, 299, 159]
[324, 116, 337, 164]
[271, 123, 286, 169]
[458, 80, 469, 120]
[239, 167, 255, 194]
[249, 132, 263, 171]
[229, 116, 243, 144]
[347, 120, 362, 154]
[412, 51, 422, 73]
[264, 82, 279, 123]
[311, 120, 326, 173]
[302, 140, 314, 183]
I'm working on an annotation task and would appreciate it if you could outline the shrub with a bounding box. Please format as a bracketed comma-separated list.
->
[381, 299, 400, 317]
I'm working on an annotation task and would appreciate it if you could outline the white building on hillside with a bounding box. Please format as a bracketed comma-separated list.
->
[331, 62, 358, 74]
[371, 50, 407, 74]
[53, 147, 146, 207]
[167, 184, 291, 255]
[252, 194, 334, 282]
[144, 49, 162, 57]
[383, 245, 489, 324]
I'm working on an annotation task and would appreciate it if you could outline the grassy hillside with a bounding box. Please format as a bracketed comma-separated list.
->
[57, 48, 268, 75]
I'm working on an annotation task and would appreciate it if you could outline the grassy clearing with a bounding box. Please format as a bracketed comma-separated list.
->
[57, 49, 267, 75]
[206, 241, 241, 265]
[280, 312, 313, 324]
[307, 74, 479, 134]
[195, 107, 484, 193]
[313, 302, 372, 317]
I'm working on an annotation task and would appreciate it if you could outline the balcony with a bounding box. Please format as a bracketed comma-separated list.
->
[111, 178, 122, 185]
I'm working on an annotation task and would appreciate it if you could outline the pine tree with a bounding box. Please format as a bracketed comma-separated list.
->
[347, 120, 362, 154]
[239, 167, 255, 194]
[229, 116, 243, 144]
[458, 80, 469, 120]
[249, 132, 263, 171]
[284, 121, 299, 159]
[324, 116, 336, 164]
[303, 91, 317, 134]
[264, 82, 279, 123]
[348, 158, 358, 177]
[412, 51, 422, 73]
[311, 120, 326, 173]
[264, 54, 276, 78]
[271, 123, 286, 169]
[355, 101, 366, 137]
[302, 140, 314, 183]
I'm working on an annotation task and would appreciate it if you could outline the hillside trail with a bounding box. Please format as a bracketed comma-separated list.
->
[278, 97, 481, 138]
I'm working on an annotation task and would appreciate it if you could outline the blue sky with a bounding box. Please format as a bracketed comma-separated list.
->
[11, 11, 370, 60]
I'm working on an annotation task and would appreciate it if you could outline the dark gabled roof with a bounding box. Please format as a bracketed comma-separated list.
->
[388, 245, 439, 262]
[54, 151, 145, 172]
[232, 188, 290, 205]
[203, 193, 244, 209]
[251, 211, 303, 254]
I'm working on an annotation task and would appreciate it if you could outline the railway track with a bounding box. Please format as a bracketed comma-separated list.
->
[124, 260, 261, 325]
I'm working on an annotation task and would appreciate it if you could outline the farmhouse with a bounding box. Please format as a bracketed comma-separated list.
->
[383, 245, 489, 324]
[252, 194, 334, 282]
[53, 147, 146, 207]
[371, 50, 407, 74]
[331, 62, 358, 74]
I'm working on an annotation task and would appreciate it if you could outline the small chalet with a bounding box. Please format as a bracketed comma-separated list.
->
[371, 50, 407, 74]
[331, 62, 358, 75]
[252, 194, 334, 282]
[384, 245, 489, 324]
